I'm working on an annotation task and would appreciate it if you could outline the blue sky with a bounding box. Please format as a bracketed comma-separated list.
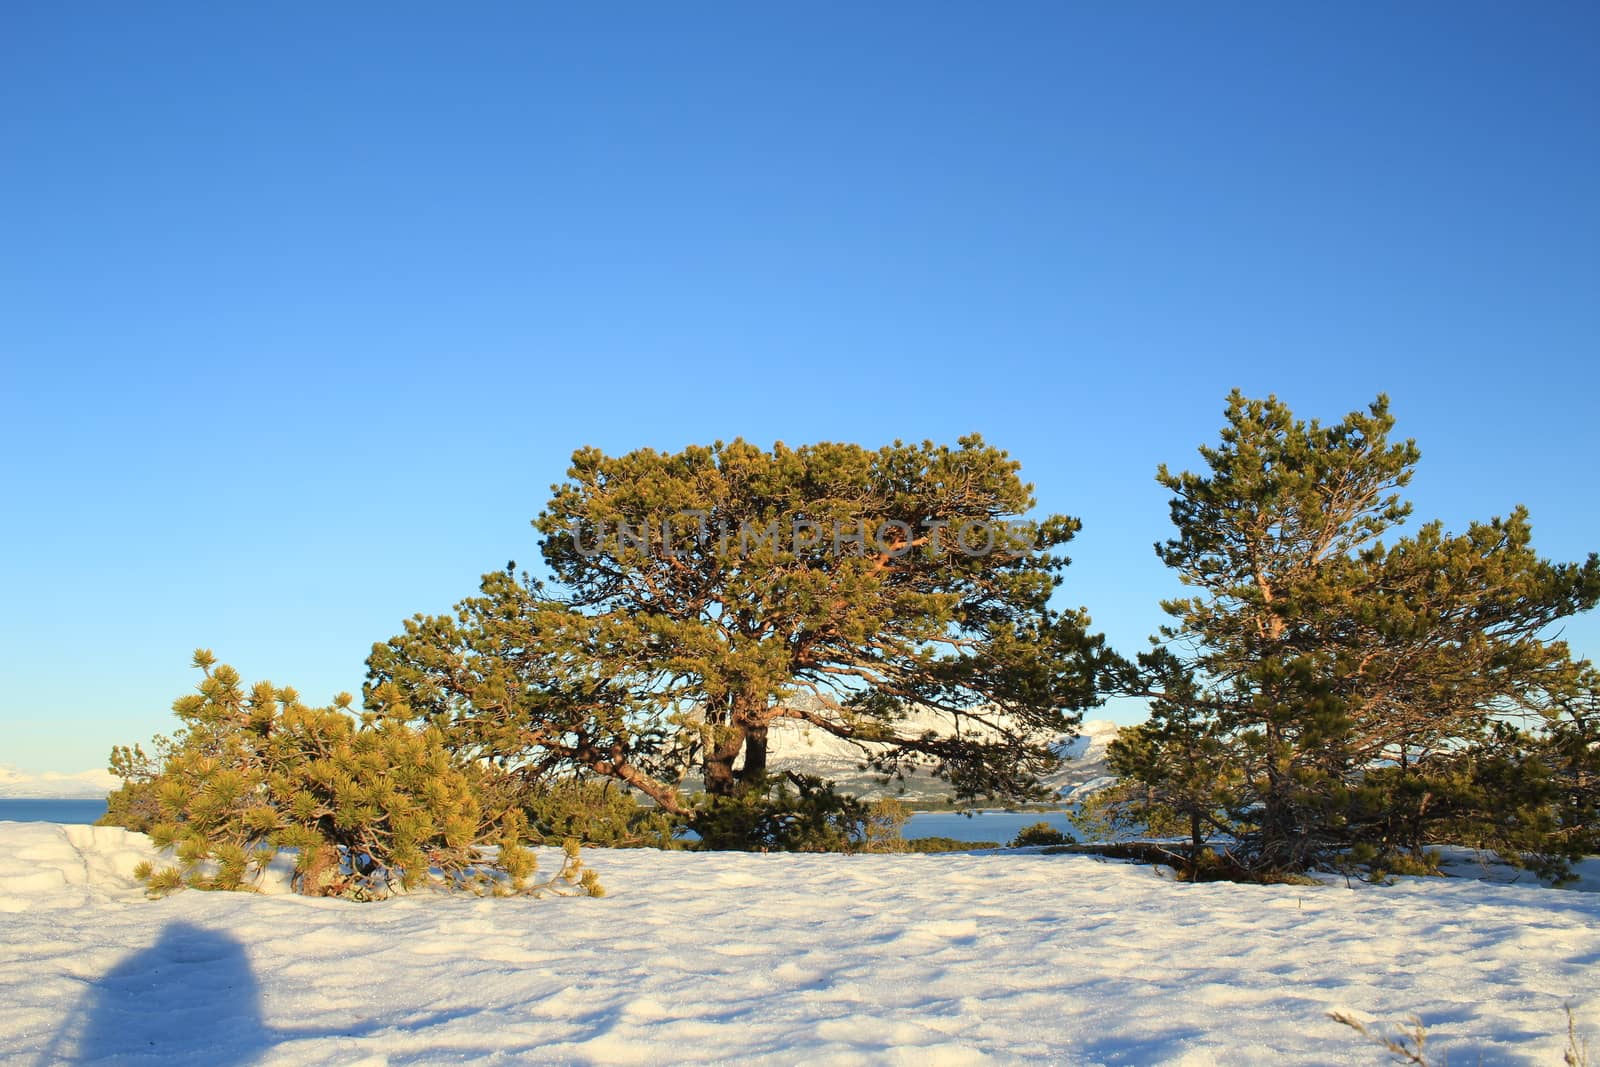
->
[2, 4, 1597, 772]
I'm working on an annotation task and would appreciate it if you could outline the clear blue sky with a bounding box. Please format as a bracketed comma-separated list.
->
[2, 4, 1597, 772]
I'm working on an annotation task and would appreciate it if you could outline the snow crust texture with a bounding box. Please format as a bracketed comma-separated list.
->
[1, 820, 1596, 1065]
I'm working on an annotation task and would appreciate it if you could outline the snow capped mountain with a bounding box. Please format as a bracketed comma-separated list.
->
[762, 709, 1123, 803]
[0, 765, 117, 799]
[1043, 718, 1123, 803]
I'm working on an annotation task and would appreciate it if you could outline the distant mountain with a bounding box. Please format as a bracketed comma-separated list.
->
[1040, 718, 1123, 803]
[762, 709, 1123, 805]
[0, 765, 117, 799]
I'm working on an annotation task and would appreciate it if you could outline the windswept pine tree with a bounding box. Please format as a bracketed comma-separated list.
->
[368, 437, 1109, 815]
[1115, 392, 1600, 876]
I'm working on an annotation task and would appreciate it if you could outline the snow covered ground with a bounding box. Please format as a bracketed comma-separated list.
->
[2, 821, 1596, 1066]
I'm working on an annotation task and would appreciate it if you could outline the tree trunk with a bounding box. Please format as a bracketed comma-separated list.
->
[702, 724, 746, 797]
[739, 723, 770, 786]
[1258, 719, 1295, 870]
[703, 689, 771, 796]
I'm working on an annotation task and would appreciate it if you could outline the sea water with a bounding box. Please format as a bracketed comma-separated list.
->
[0, 799, 109, 824]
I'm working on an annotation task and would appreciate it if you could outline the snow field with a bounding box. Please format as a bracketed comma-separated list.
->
[1, 821, 1596, 1065]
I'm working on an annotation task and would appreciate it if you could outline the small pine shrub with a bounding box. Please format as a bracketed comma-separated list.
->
[103, 651, 603, 901]
[859, 797, 912, 853]
[1011, 821, 1070, 847]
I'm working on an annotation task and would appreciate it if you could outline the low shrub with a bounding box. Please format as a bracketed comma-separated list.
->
[104, 651, 602, 901]
[1011, 821, 1070, 847]
[904, 836, 1001, 852]
[858, 797, 912, 853]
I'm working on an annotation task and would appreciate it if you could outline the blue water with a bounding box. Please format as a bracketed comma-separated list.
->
[0, 801, 1071, 843]
[0, 799, 109, 824]
[905, 810, 1074, 844]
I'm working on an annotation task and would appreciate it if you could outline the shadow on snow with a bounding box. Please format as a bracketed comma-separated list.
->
[42, 920, 446, 1065]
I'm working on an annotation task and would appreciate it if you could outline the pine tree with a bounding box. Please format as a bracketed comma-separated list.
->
[1099, 648, 1248, 860]
[1545, 669, 1600, 857]
[1127, 392, 1600, 874]
[368, 436, 1111, 821]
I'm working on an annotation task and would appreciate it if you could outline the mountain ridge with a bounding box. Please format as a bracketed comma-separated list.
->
[0, 765, 118, 800]
[761, 714, 1123, 804]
